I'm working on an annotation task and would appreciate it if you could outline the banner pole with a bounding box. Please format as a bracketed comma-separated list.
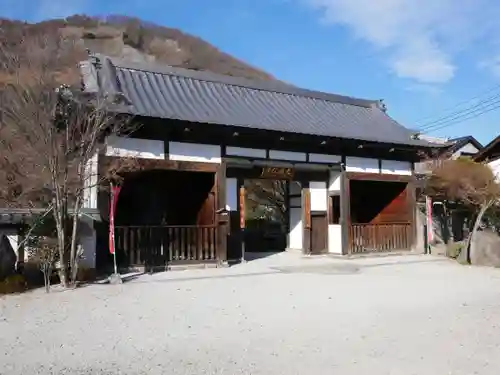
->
[109, 182, 122, 284]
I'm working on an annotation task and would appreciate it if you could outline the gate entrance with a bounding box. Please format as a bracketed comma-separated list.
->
[242, 179, 288, 254]
[225, 160, 332, 262]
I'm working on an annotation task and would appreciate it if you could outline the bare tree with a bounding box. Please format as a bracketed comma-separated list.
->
[27, 237, 59, 293]
[425, 158, 500, 262]
[0, 34, 138, 287]
[245, 180, 287, 223]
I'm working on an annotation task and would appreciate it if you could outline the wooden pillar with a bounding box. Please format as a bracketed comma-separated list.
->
[406, 180, 417, 249]
[216, 162, 228, 265]
[340, 171, 350, 255]
[302, 181, 312, 254]
[16, 226, 26, 271]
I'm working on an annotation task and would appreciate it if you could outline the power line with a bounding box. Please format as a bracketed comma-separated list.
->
[414, 83, 500, 126]
[417, 91, 500, 132]
[422, 99, 500, 134]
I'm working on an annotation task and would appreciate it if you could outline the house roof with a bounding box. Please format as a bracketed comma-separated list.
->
[80, 54, 436, 147]
[445, 136, 483, 154]
[474, 135, 500, 162]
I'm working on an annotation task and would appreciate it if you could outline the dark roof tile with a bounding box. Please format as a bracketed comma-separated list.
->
[81, 55, 434, 147]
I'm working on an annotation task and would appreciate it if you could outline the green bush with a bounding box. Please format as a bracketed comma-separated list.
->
[0, 274, 27, 295]
[447, 243, 464, 259]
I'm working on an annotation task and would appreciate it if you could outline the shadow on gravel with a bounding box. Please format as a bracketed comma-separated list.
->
[93, 272, 145, 285]
[360, 258, 452, 269]
[124, 271, 283, 285]
[273, 264, 361, 275]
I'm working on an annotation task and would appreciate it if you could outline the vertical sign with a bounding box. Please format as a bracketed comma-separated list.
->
[425, 196, 433, 243]
[109, 183, 122, 255]
[239, 186, 246, 229]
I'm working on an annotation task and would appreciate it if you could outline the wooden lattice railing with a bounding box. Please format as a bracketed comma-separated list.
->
[349, 223, 413, 254]
[115, 225, 217, 266]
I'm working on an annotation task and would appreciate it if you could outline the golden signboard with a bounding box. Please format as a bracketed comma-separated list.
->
[260, 167, 294, 179]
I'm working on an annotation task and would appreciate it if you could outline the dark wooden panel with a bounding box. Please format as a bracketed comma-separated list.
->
[371, 187, 410, 223]
[196, 192, 216, 225]
[349, 179, 410, 224]
[346, 172, 414, 183]
[311, 212, 328, 254]
[328, 195, 341, 225]
[227, 211, 242, 261]
[302, 184, 312, 254]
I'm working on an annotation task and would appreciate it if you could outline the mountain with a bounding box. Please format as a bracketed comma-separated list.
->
[0, 14, 274, 81]
[0, 15, 283, 219]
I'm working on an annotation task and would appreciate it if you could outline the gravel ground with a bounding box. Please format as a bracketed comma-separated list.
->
[2, 253, 500, 375]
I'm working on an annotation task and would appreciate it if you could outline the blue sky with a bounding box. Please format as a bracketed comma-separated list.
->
[2, 0, 500, 145]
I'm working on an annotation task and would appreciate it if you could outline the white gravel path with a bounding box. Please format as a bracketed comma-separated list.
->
[2, 253, 500, 375]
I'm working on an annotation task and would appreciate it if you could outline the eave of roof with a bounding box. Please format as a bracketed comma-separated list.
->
[474, 135, 500, 162]
[80, 54, 438, 148]
[446, 136, 483, 154]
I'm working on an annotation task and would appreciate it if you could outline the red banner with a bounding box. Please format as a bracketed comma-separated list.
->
[109, 184, 122, 255]
[425, 196, 433, 243]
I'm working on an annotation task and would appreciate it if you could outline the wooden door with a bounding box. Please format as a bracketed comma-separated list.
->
[310, 212, 328, 254]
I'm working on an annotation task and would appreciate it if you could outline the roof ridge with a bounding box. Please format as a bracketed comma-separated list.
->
[95, 54, 378, 109]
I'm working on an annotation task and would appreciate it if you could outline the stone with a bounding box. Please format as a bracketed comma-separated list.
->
[470, 230, 500, 267]
[108, 273, 123, 285]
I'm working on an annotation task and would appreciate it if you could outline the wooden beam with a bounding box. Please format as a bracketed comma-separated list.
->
[341, 171, 351, 255]
[302, 182, 312, 255]
[216, 162, 228, 264]
[346, 172, 414, 183]
[100, 155, 220, 173]
[406, 180, 417, 249]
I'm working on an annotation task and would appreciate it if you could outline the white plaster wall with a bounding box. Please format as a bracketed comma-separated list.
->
[310, 181, 327, 211]
[7, 235, 18, 257]
[105, 136, 165, 159]
[83, 151, 99, 209]
[308, 153, 341, 164]
[169, 142, 221, 163]
[328, 225, 342, 254]
[288, 208, 303, 250]
[345, 157, 379, 173]
[488, 158, 500, 182]
[288, 181, 303, 250]
[0, 229, 23, 261]
[380, 160, 412, 176]
[329, 171, 342, 192]
[269, 149, 307, 162]
[226, 147, 266, 158]
[226, 178, 238, 211]
[328, 170, 343, 254]
[451, 143, 480, 158]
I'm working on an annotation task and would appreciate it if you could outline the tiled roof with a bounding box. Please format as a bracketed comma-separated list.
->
[80, 55, 435, 147]
[474, 135, 500, 162]
[445, 136, 483, 154]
